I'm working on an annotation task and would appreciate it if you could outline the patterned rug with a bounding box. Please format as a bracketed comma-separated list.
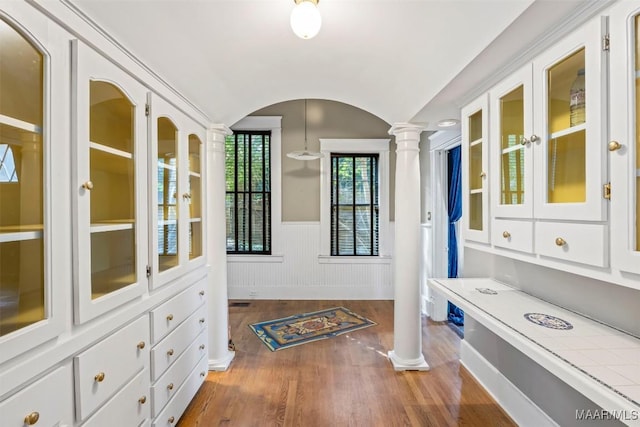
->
[249, 307, 377, 351]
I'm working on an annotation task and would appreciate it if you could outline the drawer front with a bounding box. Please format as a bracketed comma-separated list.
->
[151, 330, 207, 417]
[492, 219, 534, 253]
[75, 315, 150, 420]
[151, 304, 207, 381]
[535, 222, 608, 267]
[150, 282, 206, 344]
[152, 356, 208, 427]
[81, 368, 151, 427]
[0, 363, 73, 427]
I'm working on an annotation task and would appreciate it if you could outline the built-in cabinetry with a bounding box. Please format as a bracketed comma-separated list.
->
[610, 1, 640, 277]
[0, 2, 211, 425]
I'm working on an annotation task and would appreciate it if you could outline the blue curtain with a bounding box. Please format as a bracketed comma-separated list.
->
[447, 146, 464, 326]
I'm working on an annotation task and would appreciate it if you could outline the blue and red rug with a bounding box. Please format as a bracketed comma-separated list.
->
[249, 306, 377, 351]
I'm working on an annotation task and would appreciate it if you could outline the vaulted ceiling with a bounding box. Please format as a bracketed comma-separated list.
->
[68, 0, 590, 129]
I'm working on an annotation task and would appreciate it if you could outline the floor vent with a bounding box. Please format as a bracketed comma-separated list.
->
[230, 302, 251, 307]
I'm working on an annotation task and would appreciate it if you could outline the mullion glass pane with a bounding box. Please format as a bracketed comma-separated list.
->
[237, 193, 249, 251]
[338, 206, 354, 255]
[251, 135, 263, 191]
[225, 193, 236, 251]
[355, 206, 372, 255]
[338, 157, 354, 204]
[251, 193, 264, 251]
[225, 135, 235, 191]
[355, 157, 371, 204]
[264, 136, 271, 192]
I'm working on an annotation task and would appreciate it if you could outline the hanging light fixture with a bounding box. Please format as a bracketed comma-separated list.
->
[290, 0, 321, 39]
[287, 99, 324, 161]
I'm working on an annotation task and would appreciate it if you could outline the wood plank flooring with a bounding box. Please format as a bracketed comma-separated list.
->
[178, 300, 516, 426]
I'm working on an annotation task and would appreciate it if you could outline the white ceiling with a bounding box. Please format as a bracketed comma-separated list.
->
[68, 0, 590, 129]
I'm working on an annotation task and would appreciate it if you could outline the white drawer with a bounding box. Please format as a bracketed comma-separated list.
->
[74, 315, 150, 420]
[535, 222, 608, 267]
[151, 330, 207, 417]
[151, 304, 207, 381]
[150, 282, 206, 344]
[492, 219, 534, 254]
[0, 363, 73, 427]
[81, 368, 150, 427]
[152, 356, 208, 427]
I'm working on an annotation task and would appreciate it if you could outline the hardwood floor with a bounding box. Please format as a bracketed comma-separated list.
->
[178, 300, 515, 426]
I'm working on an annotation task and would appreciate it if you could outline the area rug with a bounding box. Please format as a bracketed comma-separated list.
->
[249, 307, 377, 351]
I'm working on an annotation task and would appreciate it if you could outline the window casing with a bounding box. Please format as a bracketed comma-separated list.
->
[330, 154, 379, 256]
[225, 131, 271, 254]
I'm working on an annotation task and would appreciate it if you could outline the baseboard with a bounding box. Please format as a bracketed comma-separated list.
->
[460, 340, 559, 427]
[228, 286, 393, 300]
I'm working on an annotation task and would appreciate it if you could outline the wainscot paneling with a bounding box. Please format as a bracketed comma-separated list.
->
[228, 222, 394, 299]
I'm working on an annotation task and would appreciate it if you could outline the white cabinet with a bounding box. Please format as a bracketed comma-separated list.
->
[149, 94, 206, 290]
[462, 94, 490, 243]
[72, 39, 150, 323]
[610, 1, 640, 279]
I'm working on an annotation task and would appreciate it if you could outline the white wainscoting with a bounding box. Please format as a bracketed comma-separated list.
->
[228, 222, 395, 300]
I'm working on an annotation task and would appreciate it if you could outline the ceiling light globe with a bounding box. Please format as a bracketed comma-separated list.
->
[290, 1, 322, 39]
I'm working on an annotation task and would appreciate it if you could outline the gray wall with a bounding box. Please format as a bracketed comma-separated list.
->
[249, 99, 395, 222]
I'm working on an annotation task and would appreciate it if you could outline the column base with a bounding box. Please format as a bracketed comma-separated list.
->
[208, 351, 235, 371]
[387, 350, 430, 371]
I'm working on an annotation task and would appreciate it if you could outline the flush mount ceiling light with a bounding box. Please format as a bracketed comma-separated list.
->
[287, 99, 324, 161]
[290, 0, 321, 39]
[437, 118, 460, 128]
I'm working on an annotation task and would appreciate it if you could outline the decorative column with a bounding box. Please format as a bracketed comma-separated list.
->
[206, 125, 235, 371]
[388, 123, 429, 371]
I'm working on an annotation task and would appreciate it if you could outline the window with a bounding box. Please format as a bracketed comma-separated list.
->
[331, 154, 379, 256]
[225, 131, 271, 254]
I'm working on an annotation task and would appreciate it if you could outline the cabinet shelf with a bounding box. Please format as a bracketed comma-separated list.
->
[469, 138, 483, 147]
[0, 225, 44, 243]
[90, 221, 134, 233]
[0, 113, 42, 134]
[188, 171, 200, 178]
[188, 218, 201, 224]
[549, 122, 586, 140]
[89, 141, 132, 159]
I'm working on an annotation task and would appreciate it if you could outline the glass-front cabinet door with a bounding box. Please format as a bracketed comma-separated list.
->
[490, 65, 534, 218]
[72, 40, 149, 323]
[462, 94, 489, 243]
[149, 94, 206, 290]
[610, 2, 640, 277]
[533, 17, 607, 221]
[0, 12, 65, 362]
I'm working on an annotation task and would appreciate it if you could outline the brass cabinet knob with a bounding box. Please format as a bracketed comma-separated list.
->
[199, 318, 205, 324]
[138, 396, 147, 404]
[199, 290, 205, 296]
[199, 344, 205, 350]
[137, 341, 146, 350]
[167, 383, 174, 390]
[530, 134, 539, 143]
[82, 180, 94, 191]
[608, 140, 622, 151]
[480, 172, 486, 178]
[520, 136, 529, 146]
[167, 314, 174, 321]
[167, 349, 174, 356]
[555, 237, 566, 247]
[94, 372, 105, 382]
[168, 416, 176, 424]
[502, 231, 511, 239]
[24, 412, 40, 425]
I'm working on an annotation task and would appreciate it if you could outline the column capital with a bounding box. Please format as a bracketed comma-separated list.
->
[388, 123, 425, 139]
[207, 124, 231, 152]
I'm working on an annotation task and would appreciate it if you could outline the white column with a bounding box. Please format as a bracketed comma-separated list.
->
[388, 123, 429, 371]
[206, 125, 235, 371]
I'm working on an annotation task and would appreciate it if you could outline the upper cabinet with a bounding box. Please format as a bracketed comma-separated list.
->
[532, 17, 608, 222]
[462, 94, 490, 243]
[149, 94, 205, 290]
[72, 40, 149, 323]
[610, 1, 640, 278]
[0, 12, 67, 362]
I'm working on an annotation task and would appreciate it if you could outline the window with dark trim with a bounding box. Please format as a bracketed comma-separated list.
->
[331, 153, 379, 256]
[225, 131, 271, 254]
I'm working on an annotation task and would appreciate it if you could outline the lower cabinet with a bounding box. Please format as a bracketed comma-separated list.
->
[0, 363, 74, 427]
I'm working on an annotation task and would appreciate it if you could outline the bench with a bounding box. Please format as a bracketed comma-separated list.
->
[428, 277, 640, 426]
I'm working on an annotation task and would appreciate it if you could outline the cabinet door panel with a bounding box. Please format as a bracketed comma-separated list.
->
[532, 18, 607, 221]
[72, 40, 149, 323]
[610, 2, 640, 278]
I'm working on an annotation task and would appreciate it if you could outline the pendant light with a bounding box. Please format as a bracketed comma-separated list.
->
[287, 99, 324, 161]
[290, 0, 321, 40]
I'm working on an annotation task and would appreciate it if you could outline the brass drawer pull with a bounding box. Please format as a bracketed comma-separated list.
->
[167, 349, 174, 356]
[555, 237, 566, 247]
[199, 344, 205, 350]
[137, 341, 146, 350]
[138, 396, 147, 404]
[82, 180, 94, 191]
[24, 412, 40, 425]
[169, 416, 175, 424]
[199, 290, 205, 296]
[502, 231, 511, 239]
[166, 314, 174, 321]
[94, 372, 105, 382]
[167, 383, 174, 390]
